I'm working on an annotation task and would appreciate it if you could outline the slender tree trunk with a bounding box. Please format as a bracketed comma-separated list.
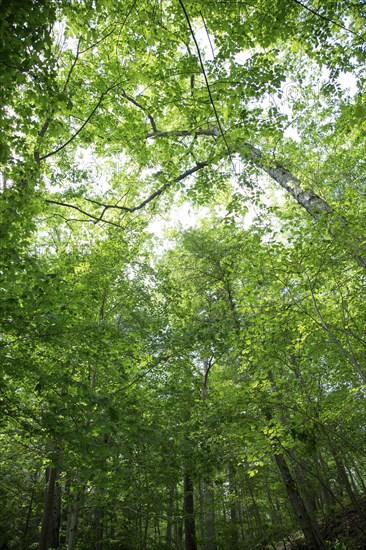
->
[204, 481, 216, 550]
[184, 473, 197, 550]
[67, 490, 82, 550]
[350, 459, 366, 495]
[198, 479, 205, 548]
[22, 469, 38, 542]
[264, 475, 283, 528]
[144, 513, 149, 547]
[237, 499, 246, 545]
[333, 451, 366, 520]
[316, 454, 337, 511]
[323, 427, 365, 517]
[39, 464, 62, 550]
[274, 452, 325, 549]
[166, 485, 175, 547]
[175, 515, 183, 550]
[246, 473, 264, 539]
[228, 464, 240, 549]
[294, 463, 317, 515]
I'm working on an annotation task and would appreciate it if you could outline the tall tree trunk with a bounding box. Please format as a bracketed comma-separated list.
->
[246, 474, 263, 537]
[183, 473, 197, 550]
[174, 514, 183, 550]
[39, 463, 62, 550]
[274, 452, 325, 549]
[228, 463, 240, 549]
[333, 451, 365, 520]
[22, 469, 38, 543]
[264, 475, 283, 528]
[204, 481, 216, 550]
[237, 496, 247, 545]
[67, 490, 82, 550]
[166, 485, 175, 547]
[350, 458, 366, 495]
[198, 480, 205, 548]
[294, 463, 317, 515]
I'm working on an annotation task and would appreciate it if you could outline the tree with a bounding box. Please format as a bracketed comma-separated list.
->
[1, 1, 366, 549]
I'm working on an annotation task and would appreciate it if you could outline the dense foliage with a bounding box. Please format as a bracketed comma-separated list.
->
[1, 1, 366, 549]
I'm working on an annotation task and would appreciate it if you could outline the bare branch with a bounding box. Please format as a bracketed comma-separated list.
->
[45, 199, 101, 220]
[79, 25, 116, 54]
[112, 353, 173, 395]
[177, 0, 236, 174]
[34, 42, 82, 165]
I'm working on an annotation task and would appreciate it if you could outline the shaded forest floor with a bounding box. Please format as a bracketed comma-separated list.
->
[272, 498, 366, 549]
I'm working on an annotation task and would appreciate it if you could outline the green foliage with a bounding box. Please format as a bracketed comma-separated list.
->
[1, 1, 366, 548]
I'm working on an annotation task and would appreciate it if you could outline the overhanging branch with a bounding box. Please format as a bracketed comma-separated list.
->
[39, 83, 119, 161]
[147, 128, 218, 139]
[45, 160, 208, 222]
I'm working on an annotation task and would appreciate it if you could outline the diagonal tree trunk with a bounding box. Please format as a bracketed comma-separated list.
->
[244, 144, 366, 269]
[148, 129, 366, 269]
[274, 452, 326, 549]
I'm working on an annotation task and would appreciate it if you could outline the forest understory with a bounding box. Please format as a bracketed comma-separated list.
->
[273, 498, 366, 549]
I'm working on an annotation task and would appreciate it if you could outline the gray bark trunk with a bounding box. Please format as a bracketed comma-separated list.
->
[228, 464, 241, 549]
[67, 490, 82, 550]
[245, 144, 366, 269]
[204, 481, 216, 550]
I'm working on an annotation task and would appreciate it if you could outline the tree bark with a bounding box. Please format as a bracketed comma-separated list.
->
[274, 452, 325, 549]
[244, 143, 366, 270]
[39, 464, 62, 550]
[183, 473, 197, 550]
[228, 463, 240, 549]
[22, 470, 38, 543]
[67, 490, 82, 550]
[166, 485, 175, 547]
[204, 481, 216, 550]
[332, 451, 366, 521]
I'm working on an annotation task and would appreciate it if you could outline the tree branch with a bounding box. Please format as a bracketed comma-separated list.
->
[147, 128, 218, 139]
[121, 89, 157, 132]
[177, 0, 236, 173]
[62, 39, 81, 92]
[292, 0, 364, 40]
[45, 160, 208, 222]
[304, 272, 366, 383]
[39, 83, 118, 161]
